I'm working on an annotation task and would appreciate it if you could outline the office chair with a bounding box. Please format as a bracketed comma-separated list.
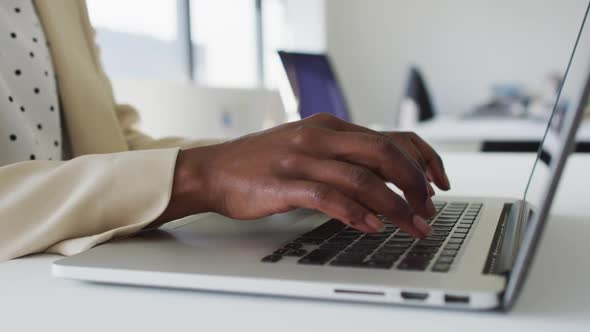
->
[402, 66, 436, 122]
[277, 51, 351, 121]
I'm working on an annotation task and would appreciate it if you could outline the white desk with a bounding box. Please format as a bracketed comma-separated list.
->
[373, 117, 590, 152]
[1, 153, 590, 332]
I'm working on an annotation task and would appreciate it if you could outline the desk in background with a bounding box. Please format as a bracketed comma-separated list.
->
[373, 117, 590, 153]
[1, 153, 589, 332]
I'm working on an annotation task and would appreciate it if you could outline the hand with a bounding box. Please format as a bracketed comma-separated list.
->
[153, 113, 450, 238]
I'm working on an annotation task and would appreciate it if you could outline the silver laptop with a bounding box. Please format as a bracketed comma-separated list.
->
[53, 6, 590, 311]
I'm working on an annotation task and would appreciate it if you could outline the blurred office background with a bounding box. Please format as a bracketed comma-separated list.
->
[85, 0, 589, 142]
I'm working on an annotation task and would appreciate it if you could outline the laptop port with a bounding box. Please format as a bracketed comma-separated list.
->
[334, 289, 385, 296]
[444, 294, 470, 304]
[400, 291, 429, 301]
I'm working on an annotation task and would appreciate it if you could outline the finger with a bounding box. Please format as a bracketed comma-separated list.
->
[383, 136, 435, 196]
[303, 114, 450, 190]
[393, 132, 451, 190]
[290, 126, 435, 218]
[302, 113, 436, 196]
[280, 180, 384, 233]
[277, 156, 431, 237]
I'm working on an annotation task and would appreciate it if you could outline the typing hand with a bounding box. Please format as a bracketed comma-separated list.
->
[153, 113, 451, 238]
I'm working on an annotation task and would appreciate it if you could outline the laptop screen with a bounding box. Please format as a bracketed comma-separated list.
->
[521, 4, 590, 211]
[504, 2, 590, 308]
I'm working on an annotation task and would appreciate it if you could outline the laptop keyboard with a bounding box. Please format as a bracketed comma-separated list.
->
[261, 201, 482, 272]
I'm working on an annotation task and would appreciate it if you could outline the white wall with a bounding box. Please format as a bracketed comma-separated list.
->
[326, 0, 589, 126]
[284, 0, 326, 52]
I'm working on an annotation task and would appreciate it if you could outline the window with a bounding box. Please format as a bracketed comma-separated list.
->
[86, 0, 325, 87]
[190, 0, 259, 87]
[86, 0, 187, 81]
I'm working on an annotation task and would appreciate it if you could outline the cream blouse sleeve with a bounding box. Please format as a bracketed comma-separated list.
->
[0, 148, 179, 261]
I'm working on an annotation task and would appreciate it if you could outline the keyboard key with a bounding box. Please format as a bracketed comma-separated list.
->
[424, 235, 447, 242]
[451, 233, 467, 239]
[432, 226, 453, 231]
[298, 249, 339, 265]
[437, 256, 454, 264]
[285, 249, 308, 257]
[454, 229, 469, 234]
[376, 247, 406, 255]
[294, 238, 324, 245]
[285, 243, 303, 250]
[432, 263, 451, 272]
[432, 230, 450, 236]
[410, 246, 439, 254]
[440, 249, 458, 257]
[447, 238, 463, 244]
[398, 257, 432, 271]
[383, 242, 411, 249]
[437, 219, 458, 223]
[320, 244, 348, 251]
[406, 252, 435, 259]
[273, 248, 288, 255]
[301, 219, 346, 240]
[415, 240, 443, 247]
[262, 255, 282, 263]
[330, 253, 367, 267]
[385, 237, 412, 243]
[444, 244, 461, 250]
[364, 258, 396, 269]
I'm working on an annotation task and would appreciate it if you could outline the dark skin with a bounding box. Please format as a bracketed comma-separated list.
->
[151, 113, 451, 237]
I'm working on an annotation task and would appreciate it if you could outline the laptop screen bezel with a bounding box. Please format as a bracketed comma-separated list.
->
[502, 2, 590, 309]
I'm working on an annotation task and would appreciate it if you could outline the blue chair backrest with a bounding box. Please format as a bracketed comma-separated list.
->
[278, 51, 351, 121]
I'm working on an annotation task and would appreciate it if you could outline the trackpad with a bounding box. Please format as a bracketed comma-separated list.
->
[159, 209, 326, 249]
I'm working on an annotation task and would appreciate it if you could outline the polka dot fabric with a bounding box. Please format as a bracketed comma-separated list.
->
[0, 0, 62, 166]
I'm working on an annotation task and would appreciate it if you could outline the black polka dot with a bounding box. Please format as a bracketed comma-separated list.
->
[32, 37, 38, 43]
[34, 87, 40, 94]
[8, 96, 14, 103]
[14, 69, 21, 76]
[29, 51, 34, 58]
[49, 158, 53, 161]
[44, 70, 49, 77]
[54, 140, 59, 147]
[20, 106, 25, 112]
[30, 154, 36, 160]
[37, 124, 43, 130]
[10, 32, 16, 39]
[14, 7, 21, 13]
[50, 105, 55, 112]
[9, 134, 17, 141]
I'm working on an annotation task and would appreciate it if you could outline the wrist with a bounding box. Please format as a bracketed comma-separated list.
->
[148, 147, 213, 228]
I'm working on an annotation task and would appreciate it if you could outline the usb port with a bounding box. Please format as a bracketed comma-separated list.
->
[444, 294, 470, 304]
[400, 291, 429, 301]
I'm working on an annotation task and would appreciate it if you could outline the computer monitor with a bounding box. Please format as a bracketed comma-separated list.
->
[278, 51, 351, 121]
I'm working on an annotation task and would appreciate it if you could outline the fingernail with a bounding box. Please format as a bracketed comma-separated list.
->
[412, 215, 432, 236]
[443, 173, 451, 190]
[365, 214, 385, 233]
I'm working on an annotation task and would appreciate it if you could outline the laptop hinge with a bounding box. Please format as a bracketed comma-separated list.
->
[483, 200, 529, 276]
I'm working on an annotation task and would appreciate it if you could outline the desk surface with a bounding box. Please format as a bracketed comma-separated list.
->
[373, 117, 590, 152]
[2, 153, 589, 332]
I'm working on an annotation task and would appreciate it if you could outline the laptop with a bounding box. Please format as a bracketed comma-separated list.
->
[53, 6, 590, 311]
[277, 51, 352, 121]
